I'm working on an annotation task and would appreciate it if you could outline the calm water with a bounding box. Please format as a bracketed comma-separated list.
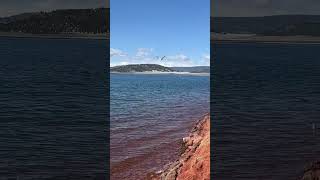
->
[212, 42, 320, 180]
[110, 73, 209, 180]
[0, 37, 108, 179]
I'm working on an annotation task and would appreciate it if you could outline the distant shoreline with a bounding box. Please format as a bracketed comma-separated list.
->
[211, 34, 320, 44]
[110, 71, 210, 76]
[0, 32, 109, 40]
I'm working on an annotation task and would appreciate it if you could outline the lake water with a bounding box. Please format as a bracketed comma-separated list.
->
[110, 73, 209, 180]
[0, 37, 108, 179]
[212, 42, 320, 180]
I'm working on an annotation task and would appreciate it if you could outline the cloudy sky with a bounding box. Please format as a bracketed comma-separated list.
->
[0, 0, 108, 17]
[111, 0, 210, 67]
[212, 0, 320, 17]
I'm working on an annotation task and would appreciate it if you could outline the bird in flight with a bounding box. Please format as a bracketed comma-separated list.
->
[154, 56, 167, 61]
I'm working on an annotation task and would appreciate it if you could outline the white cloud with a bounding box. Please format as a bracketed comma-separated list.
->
[135, 48, 153, 57]
[168, 54, 190, 62]
[110, 47, 208, 67]
[110, 48, 127, 57]
[202, 54, 210, 61]
[162, 54, 194, 67]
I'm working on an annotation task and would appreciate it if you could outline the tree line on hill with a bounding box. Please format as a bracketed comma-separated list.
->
[0, 8, 109, 34]
[211, 15, 320, 36]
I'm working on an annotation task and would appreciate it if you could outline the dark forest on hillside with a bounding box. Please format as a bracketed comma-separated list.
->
[211, 15, 320, 36]
[0, 8, 109, 34]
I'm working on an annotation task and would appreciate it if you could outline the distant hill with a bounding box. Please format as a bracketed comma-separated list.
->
[110, 64, 174, 73]
[211, 15, 320, 36]
[0, 13, 35, 24]
[111, 64, 210, 73]
[171, 66, 210, 73]
[0, 8, 109, 34]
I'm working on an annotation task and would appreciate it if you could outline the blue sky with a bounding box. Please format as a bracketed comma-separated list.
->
[110, 0, 210, 67]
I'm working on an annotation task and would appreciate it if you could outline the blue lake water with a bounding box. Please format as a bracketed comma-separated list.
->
[0, 37, 108, 179]
[212, 42, 320, 180]
[110, 73, 209, 180]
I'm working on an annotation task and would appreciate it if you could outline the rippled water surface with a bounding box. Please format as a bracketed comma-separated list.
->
[0, 37, 108, 179]
[212, 42, 320, 180]
[110, 73, 209, 180]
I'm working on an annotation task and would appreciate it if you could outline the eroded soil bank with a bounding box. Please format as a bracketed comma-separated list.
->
[148, 114, 210, 180]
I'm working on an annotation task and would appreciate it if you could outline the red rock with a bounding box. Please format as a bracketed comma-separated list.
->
[151, 114, 210, 180]
[301, 161, 320, 180]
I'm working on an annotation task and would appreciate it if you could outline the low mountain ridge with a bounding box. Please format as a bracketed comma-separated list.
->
[111, 64, 210, 73]
[211, 15, 320, 36]
[110, 64, 174, 73]
[0, 8, 109, 34]
[171, 66, 210, 73]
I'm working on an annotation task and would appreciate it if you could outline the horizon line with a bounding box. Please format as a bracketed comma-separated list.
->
[110, 64, 210, 68]
[211, 14, 320, 18]
[0, 7, 109, 18]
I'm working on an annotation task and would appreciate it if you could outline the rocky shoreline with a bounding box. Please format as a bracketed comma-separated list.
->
[147, 114, 210, 180]
[301, 161, 320, 180]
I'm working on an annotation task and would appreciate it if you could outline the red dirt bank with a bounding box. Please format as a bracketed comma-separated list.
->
[302, 161, 320, 180]
[148, 114, 210, 180]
